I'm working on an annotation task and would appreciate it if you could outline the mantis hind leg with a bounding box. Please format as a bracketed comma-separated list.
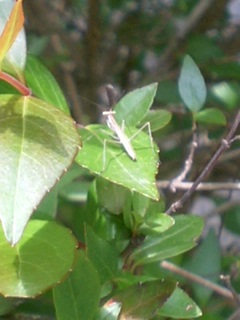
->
[129, 122, 153, 148]
[101, 138, 123, 171]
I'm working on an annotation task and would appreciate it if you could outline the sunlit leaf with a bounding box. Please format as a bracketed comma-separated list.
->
[114, 83, 158, 126]
[76, 125, 159, 200]
[159, 287, 202, 318]
[0, 95, 80, 245]
[0, 220, 77, 298]
[76, 83, 159, 200]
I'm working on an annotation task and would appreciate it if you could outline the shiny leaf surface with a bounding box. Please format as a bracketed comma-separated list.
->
[0, 220, 77, 298]
[0, 95, 80, 244]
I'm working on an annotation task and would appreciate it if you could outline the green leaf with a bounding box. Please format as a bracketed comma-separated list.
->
[139, 109, 172, 132]
[114, 280, 176, 319]
[178, 55, 207, 112]
[85, 225, 119, 283]
[96, 178, 128, 214]
[53, 251, 101, 320]
[159, 287, 202, 318]
[114, 83, 158, 126]
[76, 125, 159, 200]
[194, 108, 226, 125]
[25, 55, 70, 114]
[114, 272, 158, 290]
[79, 181, 131, 244]
[131, 192, 151, 218]
[130, 215, 204, 267]
[0, 95, 80, 245]
[123, 193, 166, 232]
[0, 220, 77, 298]
[139, 213, 175, 236]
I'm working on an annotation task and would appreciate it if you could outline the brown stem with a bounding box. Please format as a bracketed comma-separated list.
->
[157, 181, 240, 191]
[166, 111, 240, 214]
[169, 121, 198, 192]
[161, 260, 236, 302]
[0, 71, 31, 96]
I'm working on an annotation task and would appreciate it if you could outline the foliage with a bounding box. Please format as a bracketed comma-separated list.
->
[0, 1, 239, 320]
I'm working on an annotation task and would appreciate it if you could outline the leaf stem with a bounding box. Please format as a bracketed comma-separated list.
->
[0, 71, 31, 96]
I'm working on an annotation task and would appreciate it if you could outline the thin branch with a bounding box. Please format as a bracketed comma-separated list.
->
[230, 135, 240, 144]
[169, 122, 197, 192]
[166, 111, 240, 215]
[161, 260, 236, 302]
[157, 181, 240, 191]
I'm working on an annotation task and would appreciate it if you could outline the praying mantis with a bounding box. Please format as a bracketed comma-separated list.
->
[76, 82, 158, 173]
[101, 84, 153, 166]
[102, 108, 137, 161]
[76, 82, 159, 199]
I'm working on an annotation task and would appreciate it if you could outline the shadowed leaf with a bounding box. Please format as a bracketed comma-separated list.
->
[0, 95, 80, 245]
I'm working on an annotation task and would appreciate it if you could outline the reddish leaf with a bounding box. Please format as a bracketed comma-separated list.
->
[0, 0, 24, 65]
